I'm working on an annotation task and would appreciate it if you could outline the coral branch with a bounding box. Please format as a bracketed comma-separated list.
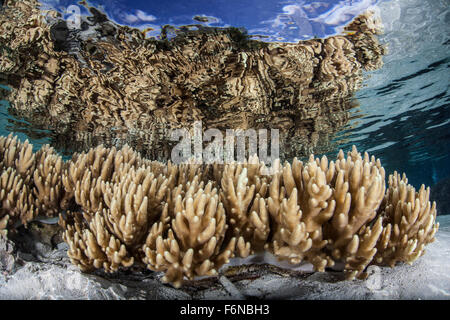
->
[0, 134, 440, 287]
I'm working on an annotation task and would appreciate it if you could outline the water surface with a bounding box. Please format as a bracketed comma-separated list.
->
[1, 0, 449, 204]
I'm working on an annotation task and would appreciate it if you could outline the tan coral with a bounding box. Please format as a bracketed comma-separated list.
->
[142, 183, 237, 288]
[59, 169, 170, 273]
[270, 189, 312, 264]
[326, 147, 386, 250]
[61, 144, 142, 210]
[0, 167, 35, 235]
[60, 210, 134, 272]
[57, 144, 440, 286]
[343, 215, 384, 279]
[0, 134, 36, 180]
[297, 157, 337, 271]
[101, 165, 170, 246]
[32, 145, 66, 217]
[375, 172, 439, 267]
[219, 160, 270, 254]
[0, 135, 65, 230]
[0, 133, 440, 288]
[267, 156, 336, 271]
[59, 145, 173, 272]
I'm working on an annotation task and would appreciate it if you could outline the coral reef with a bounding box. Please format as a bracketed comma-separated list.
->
[0, 134, 439, 287]
[0, 134, 65, 236]
[375, 173, 438, 267]
[0, 0, 386, 160]
[0, 0, 436, 289]
[141, 182, 239, 287]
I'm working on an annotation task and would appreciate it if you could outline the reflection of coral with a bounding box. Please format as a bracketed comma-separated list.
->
[1, 134, 437, 287]
[0, 0, 386, 160]
[0, 134, 65, 236]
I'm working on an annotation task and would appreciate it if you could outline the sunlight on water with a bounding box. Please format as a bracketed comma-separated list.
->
[340, 0, 450, 187]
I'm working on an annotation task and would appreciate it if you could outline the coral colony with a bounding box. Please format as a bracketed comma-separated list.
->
[0, 134, 439, 288]
[0, 0, 440, 289]
[169, 120, 280, 172]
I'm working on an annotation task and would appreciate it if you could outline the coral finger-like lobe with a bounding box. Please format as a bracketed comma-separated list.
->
[0, 134, 66, 235]
[323, 147, 387, 277]
[220, 159, 269, 254]
[142, 183, 237, 288]
[59, 145, 176, 272]
[0, 134, 440, 286]
[375, 172, 439, 267]
[59, 210, 134, 272]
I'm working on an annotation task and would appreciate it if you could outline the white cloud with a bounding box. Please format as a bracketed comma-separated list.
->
[124, 13, 139, 23]
[311, 0, 379, 25]
[122, 10, 157, 24]
[282, 5, 301, 15]
[136, 10, 157, 22]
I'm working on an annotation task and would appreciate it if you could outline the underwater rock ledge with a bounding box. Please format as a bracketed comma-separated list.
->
[0, 133, 439, 288]
[0, 0, 386, 159]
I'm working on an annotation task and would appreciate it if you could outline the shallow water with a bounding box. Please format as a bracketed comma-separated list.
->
[0, 0, 449, 204]
[343, 0, 450, 189]
[0, 0, 448, 300]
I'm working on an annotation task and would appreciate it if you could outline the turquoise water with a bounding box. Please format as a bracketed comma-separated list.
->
[0, 98, 53, 153]
[335, 52, 450, 189]
[1, 0, 449, 200]
[332, 0, 450, 188]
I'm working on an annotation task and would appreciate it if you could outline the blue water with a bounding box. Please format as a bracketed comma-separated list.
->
[0, 98, 53, 153]
[1, 0, 449, 197]
[333, 0, 450, 188]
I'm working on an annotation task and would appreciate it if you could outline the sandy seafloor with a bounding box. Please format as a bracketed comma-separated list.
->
[0, 215, 449, 300]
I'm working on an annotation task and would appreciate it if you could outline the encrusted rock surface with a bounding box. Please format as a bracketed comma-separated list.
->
[0, 236, 17, 274]
[1, 216, 449, 300]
